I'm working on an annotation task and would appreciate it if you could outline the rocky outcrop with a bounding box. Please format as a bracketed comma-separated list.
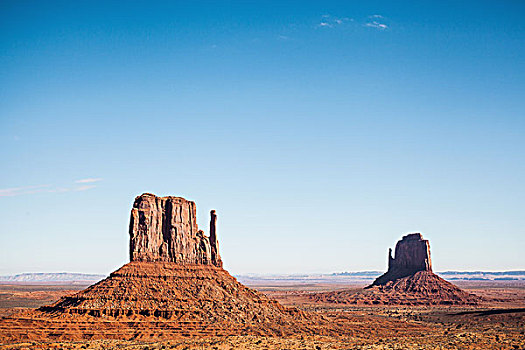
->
[309, 232, 481, 305]
[310, 270, 480, 306]
[209, 210, 220, 267]
[371, 233, 431, 286]
[129, 193, 222, 267]
[4, 192, 332, 341]
[38, 261, 310, 327]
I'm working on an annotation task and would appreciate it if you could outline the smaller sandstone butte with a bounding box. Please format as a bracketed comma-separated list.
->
[129, 193, 222, 267]
[371, 233, 431, 286]
[309, 232, 480, 306]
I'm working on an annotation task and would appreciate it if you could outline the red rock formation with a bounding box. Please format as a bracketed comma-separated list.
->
[372, 233, 431, 286]
[30, 193, 311, 331]
[1, 193, 334, 342]
[209, 210, 221, 267]
[37, 262, 308, 325]
[308, 232, 481, 306]
[129, 193, 222, 267]
[310, 270, 480, 306]
[0, 261, 325, 342]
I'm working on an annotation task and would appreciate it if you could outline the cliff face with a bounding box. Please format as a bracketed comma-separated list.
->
[129, 193, 222, 267]
[389, 233, 432, 273]
[371, 233, 432, 286]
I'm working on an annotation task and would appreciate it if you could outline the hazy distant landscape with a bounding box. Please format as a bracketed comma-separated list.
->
[0, 273, 106, 283]
[2, 270, 523, 284]
[239, 270, 525, 283]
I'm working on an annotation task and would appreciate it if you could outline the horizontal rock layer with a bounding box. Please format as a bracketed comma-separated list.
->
[38, 262, 305, 323]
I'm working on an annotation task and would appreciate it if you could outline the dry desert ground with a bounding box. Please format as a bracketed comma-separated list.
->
[1, 279, 524, 349]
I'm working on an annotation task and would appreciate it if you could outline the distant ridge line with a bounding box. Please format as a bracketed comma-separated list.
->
[332, 270, 525, 280]
[2, 270, 524, 283]
[0, 272, 106, 282]
[333, 270, 525, 275]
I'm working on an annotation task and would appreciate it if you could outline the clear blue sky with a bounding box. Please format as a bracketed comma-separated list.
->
[1, 1, 524, 275]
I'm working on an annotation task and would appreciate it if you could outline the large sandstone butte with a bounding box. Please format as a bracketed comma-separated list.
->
[310, 233, 480, 306]
[129, 193, 222, 267]
[0, 193, 331, 343]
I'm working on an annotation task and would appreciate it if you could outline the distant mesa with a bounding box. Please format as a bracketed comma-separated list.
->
[369, 233, 432, 286]
[310, 233, 481, 306]
[0, 273, 105, 283]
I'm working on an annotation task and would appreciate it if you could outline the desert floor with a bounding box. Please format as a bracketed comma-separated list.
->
[0, 280, 524, 349]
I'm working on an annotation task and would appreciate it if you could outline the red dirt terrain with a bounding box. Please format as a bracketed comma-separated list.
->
[1, 281, 524, 349]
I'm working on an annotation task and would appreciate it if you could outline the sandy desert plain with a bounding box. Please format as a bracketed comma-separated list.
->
[0, 278, 524, 349]
[0, 194, 524, 349]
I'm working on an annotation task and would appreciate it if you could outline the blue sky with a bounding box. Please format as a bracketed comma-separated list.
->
[1, 1, 524, 275]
